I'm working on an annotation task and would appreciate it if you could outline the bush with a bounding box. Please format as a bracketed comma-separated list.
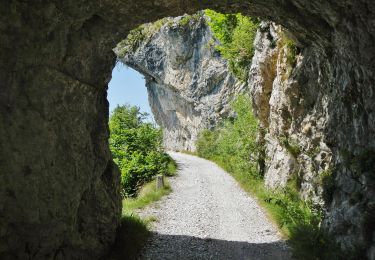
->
[197, 94, 260, 178]
[109, 105, 174, 197]
[204, 10, 259, 82]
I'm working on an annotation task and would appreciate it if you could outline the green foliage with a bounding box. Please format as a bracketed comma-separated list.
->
[123, 178, 172, 212]
[204, 9, 259, 82]
[196, 94, 260, 178]
[116, 17, 170, 58]
[196, 94, 344, 259]
[109, 105, 174, 197]
[280, 136, 301, 158]
[116, 26, 145, 58]
[178, 13, 201, 27]
[284, 37, 298, 66]
[110, 161, 176, 259]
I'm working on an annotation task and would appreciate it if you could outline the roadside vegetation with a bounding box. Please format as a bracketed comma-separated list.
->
[204, 9, 259, 82]
[110, 180, 173, 260]
[123, 178, 173, 213]
[109, 104, 177, 259]
[109, 104, 176, 198]
[196, 94, 343, 259]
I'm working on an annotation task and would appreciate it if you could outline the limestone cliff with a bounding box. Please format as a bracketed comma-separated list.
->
[115, 13, 244, 151]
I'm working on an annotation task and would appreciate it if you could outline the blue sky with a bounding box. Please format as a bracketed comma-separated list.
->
[108, 63, 154, 121]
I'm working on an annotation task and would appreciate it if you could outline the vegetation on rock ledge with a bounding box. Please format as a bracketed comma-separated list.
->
[204, 9, 259, 82]
[115, 17, 170, 58]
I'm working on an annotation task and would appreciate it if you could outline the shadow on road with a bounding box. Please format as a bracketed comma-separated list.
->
[141, 232, 291, 260]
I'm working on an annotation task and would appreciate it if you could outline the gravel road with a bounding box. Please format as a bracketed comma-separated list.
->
[138, 152, 291, 260]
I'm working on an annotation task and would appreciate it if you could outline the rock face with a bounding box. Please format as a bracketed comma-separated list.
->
[1, 0, 375, 259]
[115, 13, 243, 151]
[249, 21, 375, 258]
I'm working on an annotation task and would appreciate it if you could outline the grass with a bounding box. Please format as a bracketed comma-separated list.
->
[166, 160, 178, 177]
[110, 171, 175, 259]
[123, 178, 172, 213]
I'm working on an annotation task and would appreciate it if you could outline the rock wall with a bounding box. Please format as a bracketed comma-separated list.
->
[1, 0, 374, 259]
[115, 13, 243, 151]
[249, 21, 375, 257]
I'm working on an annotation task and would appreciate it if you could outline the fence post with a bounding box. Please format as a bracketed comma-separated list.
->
[156, 174, 164, 189]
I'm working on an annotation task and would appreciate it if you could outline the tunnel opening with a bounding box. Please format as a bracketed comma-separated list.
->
[107, 10, 372, 259]
[1, 1, 374, 259]
[107, 11, 298, 259]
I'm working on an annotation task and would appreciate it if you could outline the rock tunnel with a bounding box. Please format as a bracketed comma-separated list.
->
[0, 0, 374, 259]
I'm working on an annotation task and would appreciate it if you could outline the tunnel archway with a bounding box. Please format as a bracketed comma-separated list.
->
[0, 1, 374, 259]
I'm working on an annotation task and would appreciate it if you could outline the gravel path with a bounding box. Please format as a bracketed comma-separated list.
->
[138, 152, 291, 260]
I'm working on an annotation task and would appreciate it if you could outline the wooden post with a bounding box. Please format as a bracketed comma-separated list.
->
[156, 174, 164, 189]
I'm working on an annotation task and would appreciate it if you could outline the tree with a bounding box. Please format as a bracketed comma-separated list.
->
[109, 105, 172, 197]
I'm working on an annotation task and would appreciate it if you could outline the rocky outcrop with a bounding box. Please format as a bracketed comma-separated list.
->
[115, 13, 243, 151]
[1, 0, 374, 259]
[249, 21, 375, 258]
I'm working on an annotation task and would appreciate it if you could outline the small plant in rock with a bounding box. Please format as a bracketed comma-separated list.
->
[280, 136, 301, 158]
[319, 167, 335, 204]
[279, 32, 299, 67]
[115, 17, 171, 58]
[285, 38, 298, 66]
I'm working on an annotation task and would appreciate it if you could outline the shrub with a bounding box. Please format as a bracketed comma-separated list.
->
[109, 105, 174, 197]
[197, 94, 261, 178]
[285, 37, 298, 66]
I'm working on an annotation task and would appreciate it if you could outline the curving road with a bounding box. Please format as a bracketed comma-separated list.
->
[138, 152, 291, 260]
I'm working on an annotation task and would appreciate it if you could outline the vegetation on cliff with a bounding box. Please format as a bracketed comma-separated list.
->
[109, 105, 176, 197]
[196, 94, 343, 259]
[204, 10, 259, 82]
[115, 17, 170, 58]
